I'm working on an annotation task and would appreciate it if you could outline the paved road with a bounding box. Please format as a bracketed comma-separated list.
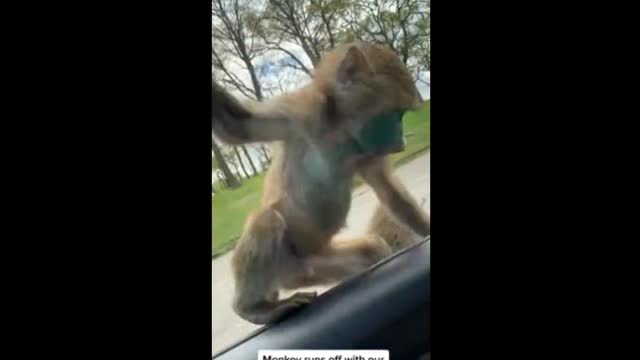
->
[212, 152, 430, 355]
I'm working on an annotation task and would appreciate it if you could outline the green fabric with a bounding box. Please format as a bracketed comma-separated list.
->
[354, 109, 405, 155]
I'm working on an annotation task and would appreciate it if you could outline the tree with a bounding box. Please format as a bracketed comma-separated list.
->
[216, 169, 230, 189]
[212, 0, 268, 100]
[241, 145, 259, 176]
[212, 137, 241, 188]
[253, 0, 350, 73]
[344, 0, 429, 82]
[220, 144, 241, 180]
[233, 146, 251, 178]
[417, 0, 430, 72]
[260, 144, 272, 163]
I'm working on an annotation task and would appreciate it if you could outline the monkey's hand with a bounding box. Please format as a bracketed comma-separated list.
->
[270, 291, 318, 322]
[284, 291, 318, 308]
[212, 81, 292, 144]
[236, 291, 318, 325]
[360, 158, 430, 238]
[212, 81, 253, 144]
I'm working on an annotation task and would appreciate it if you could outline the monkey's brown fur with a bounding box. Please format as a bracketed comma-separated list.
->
[366, 198, 428, 253]
[213, 41, 430, 324]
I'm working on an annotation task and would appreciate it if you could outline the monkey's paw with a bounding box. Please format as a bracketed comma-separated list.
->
[271, 291, 318, 322]
[287, 291, 318, 306]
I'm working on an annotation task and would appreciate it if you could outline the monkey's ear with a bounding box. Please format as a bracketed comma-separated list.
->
[337, 46, 372, 85]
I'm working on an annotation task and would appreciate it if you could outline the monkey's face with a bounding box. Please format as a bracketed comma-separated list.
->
[312, 42, 421, 163]
[337, 67, 419, 117]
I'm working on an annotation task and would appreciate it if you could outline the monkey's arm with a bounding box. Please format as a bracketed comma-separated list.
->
[212, 81, 294, 144]
[359, 158, 430, 237]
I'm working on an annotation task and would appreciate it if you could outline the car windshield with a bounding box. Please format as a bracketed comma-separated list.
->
[211, 0, 430, 356]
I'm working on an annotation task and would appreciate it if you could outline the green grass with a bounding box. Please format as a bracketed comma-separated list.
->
[391, 100, 431, 164]
[212, 100, 430, 257]
[212, 173, 266, 257]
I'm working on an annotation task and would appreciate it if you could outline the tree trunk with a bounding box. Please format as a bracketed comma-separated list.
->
[260, 145, 272, 163]
[212, 138, 240, 188]
[241, 145, 259, 176]
[216, 171, 229, 189]
[244, 57, 263, 100]
[234, 146, 250, 178]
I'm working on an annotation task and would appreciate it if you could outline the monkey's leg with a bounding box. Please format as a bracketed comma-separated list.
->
[231, 207, 317, 325]
[282, 234, 393, 289]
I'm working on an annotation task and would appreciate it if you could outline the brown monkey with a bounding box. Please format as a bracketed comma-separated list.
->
[213, 41, 430, 324]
